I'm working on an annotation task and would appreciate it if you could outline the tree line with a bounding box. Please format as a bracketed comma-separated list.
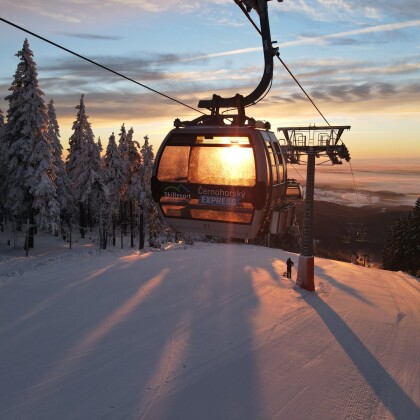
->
[0, 39, 163, 249]
[383, 197, 420, 276]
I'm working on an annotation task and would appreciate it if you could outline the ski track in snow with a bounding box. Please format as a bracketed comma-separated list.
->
[0, 238, 419, 420]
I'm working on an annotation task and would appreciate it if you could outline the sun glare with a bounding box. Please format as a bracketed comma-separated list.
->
[219, 145, 243, 166]
[190, 145, 256, 186]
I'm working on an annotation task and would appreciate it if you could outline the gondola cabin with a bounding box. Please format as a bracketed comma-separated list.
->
[286, 179, 304, 200]
[151, 126, 290, 239]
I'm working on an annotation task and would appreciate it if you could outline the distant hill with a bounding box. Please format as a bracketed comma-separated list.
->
[294, 201, 412, 264]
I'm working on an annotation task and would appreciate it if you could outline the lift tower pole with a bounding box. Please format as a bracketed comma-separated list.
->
[299, 150, 316, 289]
[277, 125, 351, 291]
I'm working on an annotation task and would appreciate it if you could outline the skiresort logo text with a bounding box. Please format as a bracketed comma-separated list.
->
[198, 186, 245, 207]
[163, 184, 191, 200]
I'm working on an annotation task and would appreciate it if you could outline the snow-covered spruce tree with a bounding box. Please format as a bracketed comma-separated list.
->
[270, 223, 301, 253]
[117, 123, 129, 171]
[140, 135, 153, 193]
[86, 129, 107, 226]
[124, 127, 142, 198]
[66, 95, 88, 236]
[116, 123, 129, 232]
[0, 108, 5, 227]
[103, 132, 126, 246]
[141, 135, 164, 246]
[124, 127, 143, 247]
[97, 136, 103, 156]
[66, 95, 108, 237]
[47, 100, 74, 223]
[405, 197, 420, 275]
[3, 39, 60, 238]
[0, 109, 5, 183]
[383, 217, 404, 271]
[383, 199, 420, 275]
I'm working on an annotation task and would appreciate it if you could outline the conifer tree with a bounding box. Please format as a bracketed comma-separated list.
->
[383, 198, 420, 275]
[383, 217, 407, 271]
[125, 127, 142, 202]
[0, 108, 5, 170]
[140, 135, 164, 244]
[116, 123, 129, 232]
[47, 100, 73, 221]
[66, 95, 107, 236]
[405, 197, 420, 274]
[148, 200, 164, 247]
[103, 132, 126, 201]
[140, 135, 154, 192]
[97, 136, 103, 156]
[117, 123, 129, 172]
[103, 132, 126, 245]
[86, 134, 108, 245]
[124, 127, 142, 247]
[3, 39, 59, 235]
[0, 108, 5, 225]
[67, 95, 88, 235]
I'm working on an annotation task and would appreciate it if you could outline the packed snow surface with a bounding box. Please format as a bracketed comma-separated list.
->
[0, 237, 419, 419]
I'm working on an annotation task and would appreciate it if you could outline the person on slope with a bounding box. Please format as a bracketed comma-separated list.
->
[286, 257, 294, 279]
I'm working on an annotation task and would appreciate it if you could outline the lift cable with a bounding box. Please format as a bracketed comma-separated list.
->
[0, 16, 206, 116]
[348, 160, 360, 205]
[234, 2, 331, 126]
[290, 163, 306, 183]
[276, 56, 331, 126]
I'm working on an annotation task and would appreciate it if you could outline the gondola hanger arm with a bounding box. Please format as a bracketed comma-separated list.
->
[197, 1, 281, 115]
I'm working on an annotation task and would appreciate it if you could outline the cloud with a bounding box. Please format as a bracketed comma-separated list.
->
[376, 82, 396, 96]
[356, 62, 420, 76]
[1, 27, 415, 119]
[56, 92, 181, 120]
[1, 0, 232, 24]
[4, 0, 420, 27]
[35, 45, 266, 99]
[281, 0, 420, 21]
[40, 52, 210, 77]
[41, 58, 167, 83]
[181, 47, 262, 62]
[1, 3, 419, 137]
[309, 82, 419, 103]
[327, 38, 360, 46]
[58, 33, 123, 41]
[38, 46, 420, 94]
[310, 20, 420, 42]
[4, 2, 84, 24]
[181, 19, 420, 63]
[28, 44, 419, 116]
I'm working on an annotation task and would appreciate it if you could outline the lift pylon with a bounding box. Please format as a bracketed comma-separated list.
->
[277, 125, 351, 291]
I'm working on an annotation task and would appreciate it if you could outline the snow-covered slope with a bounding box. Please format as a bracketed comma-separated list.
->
[0, 240, 419, 419]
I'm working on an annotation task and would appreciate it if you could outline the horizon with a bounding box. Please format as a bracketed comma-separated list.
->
[0, 1, 419, 163]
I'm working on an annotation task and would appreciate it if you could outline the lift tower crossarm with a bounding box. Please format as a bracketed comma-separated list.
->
[277, 125, 351, 164]
[278, 126, 350, 145]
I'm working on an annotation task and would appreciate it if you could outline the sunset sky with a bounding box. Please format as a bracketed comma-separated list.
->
[0, 0, 419, 160]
